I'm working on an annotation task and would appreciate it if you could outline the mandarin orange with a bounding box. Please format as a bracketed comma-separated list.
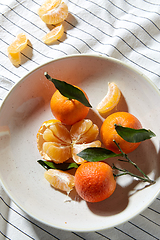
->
[74, 162, 116, 202]
[50, 87, 90, 125]
[100, 112, 142, 154]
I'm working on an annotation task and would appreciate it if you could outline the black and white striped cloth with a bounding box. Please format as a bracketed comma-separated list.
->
[0, 0, 160, 239]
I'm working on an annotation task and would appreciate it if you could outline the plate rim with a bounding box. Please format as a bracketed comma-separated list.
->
[0, 54, 160, 232]
[0, 54, 160, 111]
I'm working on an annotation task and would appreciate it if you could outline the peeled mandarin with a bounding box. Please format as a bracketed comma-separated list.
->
[38, 0, 68, 25]
[37, 119, 102, 192]
[96, 82, 121, 114]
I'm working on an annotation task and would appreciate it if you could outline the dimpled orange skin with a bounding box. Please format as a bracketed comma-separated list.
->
[100, 112, 142, 154]
[74, 162, 116, 203]
[50, 87, 90, 125]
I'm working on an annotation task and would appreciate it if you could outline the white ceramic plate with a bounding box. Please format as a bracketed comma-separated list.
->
[0, 55, 160, 232]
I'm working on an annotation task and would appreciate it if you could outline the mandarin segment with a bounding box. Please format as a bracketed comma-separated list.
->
[8, 52, 21, 66]
[38, 0, 61, 16]
[7, 33, 28, 66]
[42, 23, 64, 44]
[43, 128, 57, 142]
[96, 82, 121, 114]
[70, 119, 99, 144]
[8, 33, 28, 53]
[38, 0, 68, 25]
[44, 169, 75, 193]
[49, 122, 71, 144]
[72, 140, 101, 164]
[76, 124, 99, 144]
[43, 142, 71, 163]
[70, 119, 92, 142]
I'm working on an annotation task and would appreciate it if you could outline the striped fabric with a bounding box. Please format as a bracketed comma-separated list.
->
[0, 0, 160, 239]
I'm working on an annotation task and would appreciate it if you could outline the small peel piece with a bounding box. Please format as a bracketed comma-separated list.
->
[42, 23, 64, 44]
[96, 82, 121, 114]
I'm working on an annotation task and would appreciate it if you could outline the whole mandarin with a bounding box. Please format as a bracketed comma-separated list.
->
[74, 162, 116, 203]
[100, 112, 142, 154]
[50, 87, 90, 125]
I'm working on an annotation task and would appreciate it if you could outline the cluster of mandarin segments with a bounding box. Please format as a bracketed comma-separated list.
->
[38, 0, 68, 44]
[7, 33, 28, 66]
[37, 118, 101, 193]
[37, 119, 100, 164]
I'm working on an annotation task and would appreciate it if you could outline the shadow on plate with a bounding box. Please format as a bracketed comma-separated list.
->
[87, 138, 159, 216]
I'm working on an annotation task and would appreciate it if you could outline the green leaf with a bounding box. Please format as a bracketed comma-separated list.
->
[44, 72, 92, 108]
[77, 147, 122, 162]
[37, 160, 79, 170]
[115, 124, 156, 143]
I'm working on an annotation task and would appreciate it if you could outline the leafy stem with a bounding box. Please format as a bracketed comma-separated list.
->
[44, 72, 92, 108]
[112, 164, 155, 184]
[113, 140, 155, 184]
